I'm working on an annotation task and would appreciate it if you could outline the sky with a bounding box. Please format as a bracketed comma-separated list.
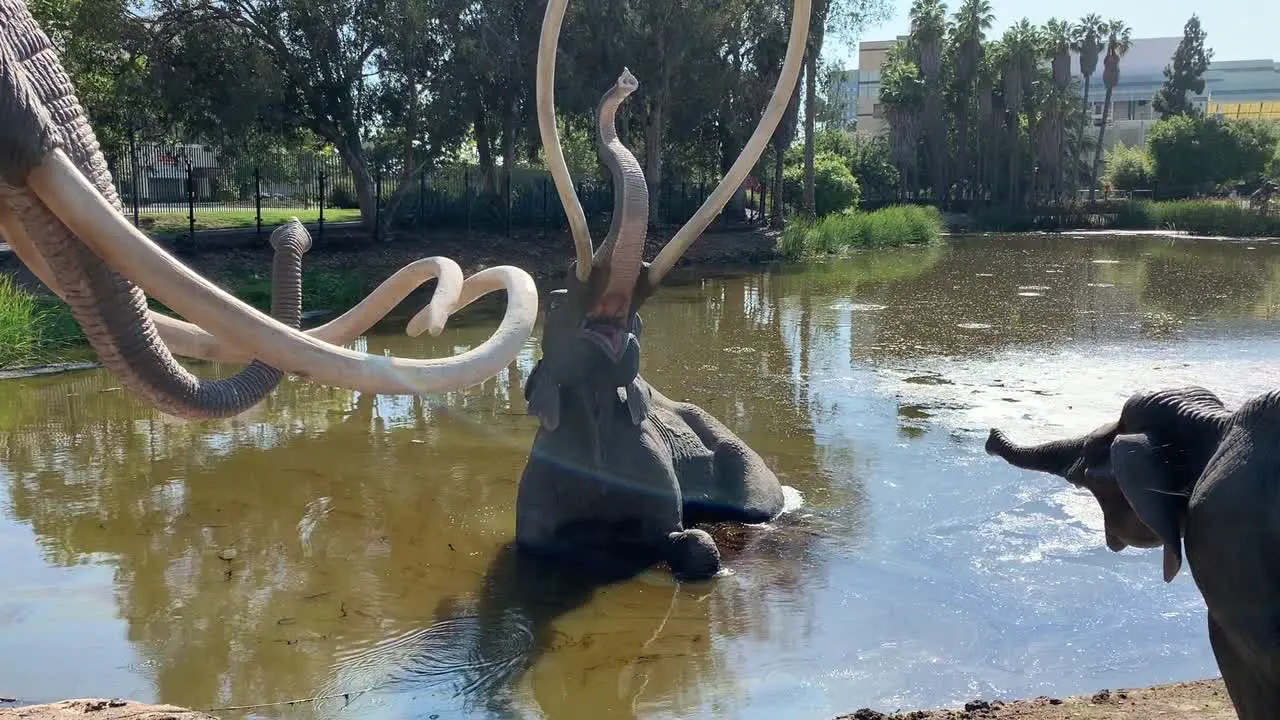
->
[828, 0, 1277, 67]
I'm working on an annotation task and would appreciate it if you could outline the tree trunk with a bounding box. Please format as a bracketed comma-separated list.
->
[474, 102, 497, 196]
[318, 126, 377, 230]
[501, 91, 518, 199]
[802, 49, 817, 218]
[1076, 73, 1093, 201]
[644, 31, 672, 225]
[1089, 86, 1113, 202]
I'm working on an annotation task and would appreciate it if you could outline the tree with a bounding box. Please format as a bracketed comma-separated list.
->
[801, 0, 893, 218]
[26, 0, 160, 153]
[949, 0, 993, 201]
[998, 20, 1040, 211]
[909, 0, 949, 205]
[1071, 13, 1105, 193]
[1152, 14, 1213, 120]
[147, 0, 393, 229]
[1146, 115, 1277, 197]
[1088, 20, 1132, 202]
[1102, 143, 1153, 191]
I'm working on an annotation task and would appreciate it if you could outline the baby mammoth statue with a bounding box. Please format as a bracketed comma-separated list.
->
[986, 386, 1280, 720]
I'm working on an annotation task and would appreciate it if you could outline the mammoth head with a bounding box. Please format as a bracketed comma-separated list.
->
[986, 387, 1231, 583]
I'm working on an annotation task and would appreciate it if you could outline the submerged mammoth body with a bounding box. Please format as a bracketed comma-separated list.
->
[515, 0, 811, 580]
[0, 0, 539, 418]
[517, 273, 786, 580]
[986, 386, 1280, 719]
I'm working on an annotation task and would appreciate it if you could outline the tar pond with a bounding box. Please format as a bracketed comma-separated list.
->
[3, 232, 1278, 719]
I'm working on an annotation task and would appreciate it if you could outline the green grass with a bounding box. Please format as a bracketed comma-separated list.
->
[140, 207, 362, 235]
[1112, 199, 1280, 237]
[0, 276, 87, 369]
[778, 204, 945, 259]
[232, 267, 372, 316]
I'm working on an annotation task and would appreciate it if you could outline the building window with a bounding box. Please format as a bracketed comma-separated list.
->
[872, 103, 884, 119]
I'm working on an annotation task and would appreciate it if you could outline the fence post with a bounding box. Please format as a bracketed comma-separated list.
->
[318, 168, 326, 244]
[128, 126, 140, 226]
[185, 158, 196, 251]
[254, 167, 262, 239]
[374, 167, 382, 243]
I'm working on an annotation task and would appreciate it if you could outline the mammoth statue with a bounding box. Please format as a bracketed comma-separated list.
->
[986, 386, 1280, 719]
[0, 0, 539, 419]
[513, 0, 811, 581]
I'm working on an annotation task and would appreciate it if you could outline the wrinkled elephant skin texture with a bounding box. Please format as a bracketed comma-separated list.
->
[985, 386, 1280, 719]
[515, 274, 786, 582]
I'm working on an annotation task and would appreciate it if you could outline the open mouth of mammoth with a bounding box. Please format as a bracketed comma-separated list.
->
[580, 318, 631, 362]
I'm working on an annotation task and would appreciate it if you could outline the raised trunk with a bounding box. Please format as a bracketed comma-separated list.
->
[591, 70, 648, 315]
[985, 429, 1086, 477]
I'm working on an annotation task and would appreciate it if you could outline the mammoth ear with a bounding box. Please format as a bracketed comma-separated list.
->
[524, 361, 561, 432]
[1110, 432, 1189, 583]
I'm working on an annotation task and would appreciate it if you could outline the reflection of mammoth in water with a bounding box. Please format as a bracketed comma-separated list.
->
[320, 514, 826, 720]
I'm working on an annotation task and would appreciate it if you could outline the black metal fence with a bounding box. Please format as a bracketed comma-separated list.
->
[105, 142, 773, 245]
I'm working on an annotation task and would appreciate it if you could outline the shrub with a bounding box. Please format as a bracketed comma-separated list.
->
[778, 204, 943, 259]
[782, 152, 862, 216]
[1104, 143, 1153, 192]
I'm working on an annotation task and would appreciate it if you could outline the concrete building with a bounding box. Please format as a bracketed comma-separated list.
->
[852, 35, 1280, 149]
[825, 68, 861, 129]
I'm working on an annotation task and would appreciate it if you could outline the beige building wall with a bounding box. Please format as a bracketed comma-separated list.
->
[854, 38, 903, 137]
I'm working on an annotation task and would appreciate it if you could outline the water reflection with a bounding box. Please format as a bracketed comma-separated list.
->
[5, 232, 1280, 717]
[0, 269, 833, 718]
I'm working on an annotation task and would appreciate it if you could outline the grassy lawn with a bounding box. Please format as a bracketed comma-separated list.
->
[139, 207, 363, 235]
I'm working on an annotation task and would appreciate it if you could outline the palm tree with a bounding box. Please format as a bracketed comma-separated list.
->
[1071, 14, 1106, 135]
[999, 19, 1041, 210]
[1040, 18, 1073, 203]
[949, 0, 994, 202]
[909, 0, 949, 203]
[1088, 20, 1133, 201]
[879, 41, 926, 198]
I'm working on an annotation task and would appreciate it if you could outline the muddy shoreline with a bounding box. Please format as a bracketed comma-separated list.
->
[0, 678, 1234, 719]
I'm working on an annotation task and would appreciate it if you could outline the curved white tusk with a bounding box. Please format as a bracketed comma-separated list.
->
[647, 0, 812, 285]
[27, 149, 538, 395]
[407, 265, 536, 338]
[537, 0, 593, 282]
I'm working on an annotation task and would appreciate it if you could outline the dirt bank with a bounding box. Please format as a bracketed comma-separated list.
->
[1, 679, 1234, 719]
[836, 678, 1234, 719]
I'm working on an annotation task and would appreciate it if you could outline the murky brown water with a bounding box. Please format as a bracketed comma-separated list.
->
[3, 232, 1280, 719]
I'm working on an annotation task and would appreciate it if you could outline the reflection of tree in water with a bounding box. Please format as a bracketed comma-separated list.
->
[0, 278, 845, 718]
[1136, 241, 1280, 320]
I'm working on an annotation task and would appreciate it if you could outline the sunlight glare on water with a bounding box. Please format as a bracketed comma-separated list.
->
[2, 232, 1279, 718]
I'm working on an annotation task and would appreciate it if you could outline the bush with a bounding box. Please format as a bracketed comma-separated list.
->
[777, 204, 943, 259]
[1104, 143, 1153, 192]
[1112, 198, 1279, 236]
[1148, 115, 1280, 197]
[782, 152, 862, 216]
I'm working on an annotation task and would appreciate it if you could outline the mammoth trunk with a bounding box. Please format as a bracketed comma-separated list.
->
[985, 428, 1085, 477]
[592, 70, 649, 316]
